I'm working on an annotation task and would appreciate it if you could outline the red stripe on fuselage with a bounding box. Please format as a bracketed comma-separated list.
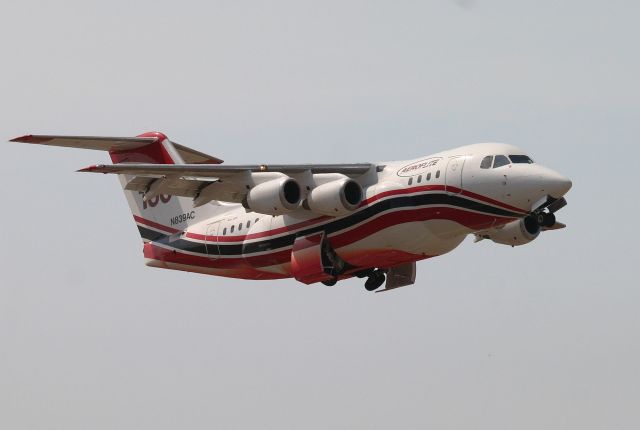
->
[185, 215, 332, 242]
[144, 243, 289, 280]
[361, 184, 445, 205]
[455, 188, 529, 215]
[329, 205, 513, 248]
[149, 206, 517, 275]
[184, 187, 524, 243]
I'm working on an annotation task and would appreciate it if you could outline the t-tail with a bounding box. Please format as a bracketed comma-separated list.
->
[9, 132, 223, 242]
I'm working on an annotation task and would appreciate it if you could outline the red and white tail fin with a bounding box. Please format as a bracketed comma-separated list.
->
[10, 132, 223, 241]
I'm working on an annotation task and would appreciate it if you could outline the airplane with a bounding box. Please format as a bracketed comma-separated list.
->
[10, 132, 572, 292]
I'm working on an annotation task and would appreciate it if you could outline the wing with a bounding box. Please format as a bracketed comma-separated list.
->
[79, 163, 375, 207]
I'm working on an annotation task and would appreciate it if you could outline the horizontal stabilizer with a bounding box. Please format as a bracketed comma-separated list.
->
[11, 134, 156, 151]
[10, 133, 223, 164]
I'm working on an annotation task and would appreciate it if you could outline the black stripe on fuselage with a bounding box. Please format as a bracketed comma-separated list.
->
[139, 192, 521, 257]
[137, 225, 168, 242]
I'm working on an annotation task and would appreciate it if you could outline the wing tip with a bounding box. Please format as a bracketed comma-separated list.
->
[10, 134, 52, 143]
[77, 164, 104, 173]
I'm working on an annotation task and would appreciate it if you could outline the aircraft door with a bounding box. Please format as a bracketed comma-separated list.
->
[205, 221, 221, 258]
[445, 156, 465, 194]
[245, 215, 280, 267]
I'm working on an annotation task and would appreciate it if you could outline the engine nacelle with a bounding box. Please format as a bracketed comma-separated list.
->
[487, 217, 540, 246]
[304, 178, 363, 216]
[244, 177, 301, 214]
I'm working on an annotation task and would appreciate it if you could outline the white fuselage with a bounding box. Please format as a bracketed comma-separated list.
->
[138, 143, 571, 281]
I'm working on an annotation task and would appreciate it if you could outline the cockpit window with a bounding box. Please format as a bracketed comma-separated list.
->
[480, 156, 493, 169]
[493, 155, 510, 168]
[509, 155, 534, 164]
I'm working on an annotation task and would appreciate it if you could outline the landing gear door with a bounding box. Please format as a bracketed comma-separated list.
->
[445, 156, 465, 194]
[205, 221, 221, 259]
[290, 231, 345, 285]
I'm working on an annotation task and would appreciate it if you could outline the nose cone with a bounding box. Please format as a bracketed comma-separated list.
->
[543, 170, 572, 198]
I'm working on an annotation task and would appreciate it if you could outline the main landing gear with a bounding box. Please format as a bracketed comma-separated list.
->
[364, 269, 386, 292]
[321, 278, 337, 286]
[320, 268, 388, 291]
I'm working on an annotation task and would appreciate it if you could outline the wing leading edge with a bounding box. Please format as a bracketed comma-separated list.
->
[78, 163, 373, 177]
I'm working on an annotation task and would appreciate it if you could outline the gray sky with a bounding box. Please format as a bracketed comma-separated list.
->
[1, 1, 639, 429]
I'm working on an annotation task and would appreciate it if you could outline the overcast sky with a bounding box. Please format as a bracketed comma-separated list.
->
[1, 1, 639, 429]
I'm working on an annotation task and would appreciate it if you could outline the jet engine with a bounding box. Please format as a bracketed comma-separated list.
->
[486, 217, 540, 246]
[304, 178, 363, 216]
[244, 177, 301, 214]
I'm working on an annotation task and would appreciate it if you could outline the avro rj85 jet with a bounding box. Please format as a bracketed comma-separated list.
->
[11, 132, 572, 292]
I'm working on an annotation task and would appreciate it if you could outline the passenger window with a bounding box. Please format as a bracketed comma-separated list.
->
[247, 220, 251, 228]
[427, 172, 431, 181]
[223, 228, 227, 235]
[417, 175, 422, 183]
[435, 170, 440, 179]
[480, 156, 493, 169]
[255, 218, 259, 223]
[230, 225, 234, 233]
[239, 223, 242, 231]
[493, 155, 510, 168]
[408, 177, 413, 185]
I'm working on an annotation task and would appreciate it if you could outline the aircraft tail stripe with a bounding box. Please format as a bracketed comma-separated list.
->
[137, 225, 168, 242]
[133, 215, 180, 234]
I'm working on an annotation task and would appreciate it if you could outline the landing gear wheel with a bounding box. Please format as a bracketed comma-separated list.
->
[542, 212, 556, 227]
[364, 270, 386, 291]
[322, 278, 337, 286]
[535, 212, 556, 227]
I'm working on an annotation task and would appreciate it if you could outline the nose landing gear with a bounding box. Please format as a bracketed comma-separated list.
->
[364, 269, 386, 291]
[535, 212, 556, 228]
[529, 196, 567, 230]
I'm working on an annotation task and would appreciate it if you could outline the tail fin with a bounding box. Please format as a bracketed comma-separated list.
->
[10, 132, 223, 241]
